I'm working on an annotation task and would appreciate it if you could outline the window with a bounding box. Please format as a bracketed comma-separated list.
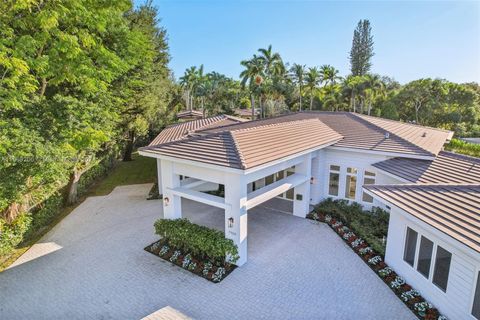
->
[265, 174, 274, 186]
[362, 171, 376, 203]
[472, 272, 480, 319]
[432, 246, 452, 291]
[328, 165, 340, 196]
[416, 236, 434, 278]
[403, 227, 418, 267]
[345, 167, 357, 199]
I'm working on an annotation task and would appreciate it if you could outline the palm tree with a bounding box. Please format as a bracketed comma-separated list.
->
[257, 45, 284, 77]
[290, 63, 306, 111]
[363, 74, 385, 115]
[320, 65, 341, 86]
[240, 55, 265, 118]
[305, 67, 321, 110]
[179, 65, 204, 110]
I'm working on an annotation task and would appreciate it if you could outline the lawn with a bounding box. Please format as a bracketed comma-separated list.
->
[0, 152, 156, 271]
[86, 153, 157, 197]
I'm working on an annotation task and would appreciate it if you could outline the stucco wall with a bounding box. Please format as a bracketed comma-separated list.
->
[386, 209, 480, 320]
[311, 148, 401, 209]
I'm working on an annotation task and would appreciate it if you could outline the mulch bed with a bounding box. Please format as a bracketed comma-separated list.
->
[307, 211, 446, 320]
[144, 239, 236, 283]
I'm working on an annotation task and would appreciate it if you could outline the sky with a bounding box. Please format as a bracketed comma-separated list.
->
[143, 0, 480, 84]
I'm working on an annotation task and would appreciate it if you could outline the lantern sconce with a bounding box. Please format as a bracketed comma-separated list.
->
[310, 176, 315, 184]
[163, 197, 170, 206]
[228, 217, 234, 228]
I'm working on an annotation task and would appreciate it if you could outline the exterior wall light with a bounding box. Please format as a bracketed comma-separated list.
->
[228, 217, 234, 228]
[163, 197, 170, 206]
[310, 176, 315, 184]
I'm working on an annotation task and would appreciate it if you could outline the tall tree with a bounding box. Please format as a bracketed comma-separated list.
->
[290, 64, 306, 111]
[118, 2, 172, 162]
[240, 55, 264, 118]
[320, 65, 342, 86]
[349, 19, 374, 76]
[305, 67, 321, 110]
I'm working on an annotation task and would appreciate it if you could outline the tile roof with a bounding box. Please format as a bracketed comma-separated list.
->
[373, 151, 480, 184]
[200, 112, 452, 158]
[143, 119, 343, 170]
[353, 114, 453, 156]
[364, 184, 480, 254]
[148, 115, 245, 146]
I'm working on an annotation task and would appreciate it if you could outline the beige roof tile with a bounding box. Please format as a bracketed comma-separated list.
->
[142, 119, 342, 169]
[200, 112, 453, 158]
[149, 115, 245, 146]
[365, 184, 480, 254]
[373, 151, 480, 184]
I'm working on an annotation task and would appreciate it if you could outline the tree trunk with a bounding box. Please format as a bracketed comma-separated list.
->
[299, 86, 302, 111]
[250, 94, 255, 119]
[350, 91, 355, 112]
[310, 94, 313, 111]
[123, 130, 135, 161]
[39, 78, 47, 96]
[65, 168, 82, 206]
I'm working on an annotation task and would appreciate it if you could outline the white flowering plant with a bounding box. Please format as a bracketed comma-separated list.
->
[368, 255, 382, 265]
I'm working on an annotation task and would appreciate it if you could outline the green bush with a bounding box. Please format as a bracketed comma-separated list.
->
[445, 138, 480, 157]
[0, 154, 116, 258]
[315, 198, 389, 255]
[154, 218, 239, 264]
[0, 214, 32, 256]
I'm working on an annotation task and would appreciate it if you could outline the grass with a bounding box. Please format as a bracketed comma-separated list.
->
[0, 152, 156, 272]
[86, 153, 156, 196]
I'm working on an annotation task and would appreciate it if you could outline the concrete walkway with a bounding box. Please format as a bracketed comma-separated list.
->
[0, 184, 415, 320]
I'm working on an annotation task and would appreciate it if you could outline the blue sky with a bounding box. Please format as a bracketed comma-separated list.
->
[144, 0, 480, 84]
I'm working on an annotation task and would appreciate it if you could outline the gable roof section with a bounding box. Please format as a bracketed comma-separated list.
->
[200, 112, 453, 158]
[149, 115, 245, 146]
[364, 184, 480, 254]
[373, 151, 480, 184]
[353, 113, 453, 156]
[143, 119, 343, 170]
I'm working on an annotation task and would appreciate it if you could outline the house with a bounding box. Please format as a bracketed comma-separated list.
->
[139, 111, 480, 319]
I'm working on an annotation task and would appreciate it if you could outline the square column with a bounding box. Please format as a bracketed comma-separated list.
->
[156, 159, 163, 197]
[224, 173, 248, 266]
[160, 160, 182, 219]
[293, 153, 312, 218]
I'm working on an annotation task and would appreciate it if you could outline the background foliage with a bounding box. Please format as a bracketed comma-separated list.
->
[0, 0, 173, 257]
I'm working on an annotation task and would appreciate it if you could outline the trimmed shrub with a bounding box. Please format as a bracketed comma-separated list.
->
[314, 198, 389, 255]
[154, 218, 239, 264]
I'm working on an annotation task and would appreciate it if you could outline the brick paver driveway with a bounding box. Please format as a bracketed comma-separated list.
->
[0, 184, 415, 320]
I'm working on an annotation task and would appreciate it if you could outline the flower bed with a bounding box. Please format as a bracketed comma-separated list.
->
[145, 218, 239, 283]
[145, 239, 236, 283]
[307, 211, 447, 320]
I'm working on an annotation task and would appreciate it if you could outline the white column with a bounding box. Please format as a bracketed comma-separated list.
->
[293, 153, 312, 218]
[156, 159, 163, 196]
[224, 173, 248, 266]
[161, 160, 182, 219]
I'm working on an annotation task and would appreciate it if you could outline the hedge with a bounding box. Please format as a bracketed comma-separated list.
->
[0, 154, 116, 258]
[154, 218, 239, 264]
[314, 198, 389, 256]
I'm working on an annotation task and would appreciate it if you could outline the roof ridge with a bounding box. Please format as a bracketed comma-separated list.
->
[228, 131, 247, 170]
[164, 114, 225, 129]
[348, 113, 436, 157]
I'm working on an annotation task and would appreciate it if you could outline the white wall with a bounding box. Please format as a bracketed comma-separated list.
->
[312, 148, 398, 209]
[386, 209, 480, 320]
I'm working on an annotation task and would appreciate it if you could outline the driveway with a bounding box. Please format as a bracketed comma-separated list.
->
[0, 184, 415, 320]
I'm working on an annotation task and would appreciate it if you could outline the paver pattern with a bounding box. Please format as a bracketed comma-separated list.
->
[0, 184, 415, 320]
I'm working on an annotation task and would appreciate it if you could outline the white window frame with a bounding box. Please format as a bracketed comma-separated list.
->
[344, 167, 358, 200]
[402, 225, 452, 294]
[470, 268, 480, 320]
[327, 164, 341, 197]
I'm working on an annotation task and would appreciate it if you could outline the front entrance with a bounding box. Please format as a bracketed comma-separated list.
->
[253, 166, 296, 203]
